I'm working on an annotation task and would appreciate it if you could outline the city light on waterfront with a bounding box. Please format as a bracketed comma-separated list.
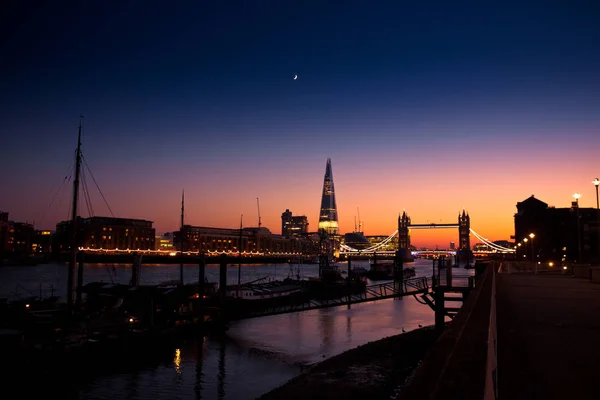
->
[1, 2, 599, 249]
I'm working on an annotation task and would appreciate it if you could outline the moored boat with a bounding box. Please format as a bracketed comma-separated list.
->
[366, 260, 416, 280]
[226, 279, 303, 301]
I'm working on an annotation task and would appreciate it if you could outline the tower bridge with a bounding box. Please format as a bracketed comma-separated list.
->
[339, 209, 515, 256]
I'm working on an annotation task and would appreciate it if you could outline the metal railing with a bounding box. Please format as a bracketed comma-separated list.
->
[228, 277, 429, 320]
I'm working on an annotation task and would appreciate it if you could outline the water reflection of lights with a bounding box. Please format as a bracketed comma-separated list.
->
[174, 348, 182, 375]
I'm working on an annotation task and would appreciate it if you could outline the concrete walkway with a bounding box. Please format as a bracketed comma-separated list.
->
[497, 273, 600, 399]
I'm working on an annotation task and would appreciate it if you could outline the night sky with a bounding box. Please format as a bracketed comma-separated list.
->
[2, 1, 600, 247]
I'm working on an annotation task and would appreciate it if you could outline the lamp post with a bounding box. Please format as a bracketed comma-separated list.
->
[573, 193, 582, 262]
[523, 238, 529, 269]
[593, 178, 600, 264]
[529, 233, 536, 273]
[594, 178, 600, 209]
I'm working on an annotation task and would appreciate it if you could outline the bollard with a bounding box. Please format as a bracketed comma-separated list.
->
[347, 257, 352, 307]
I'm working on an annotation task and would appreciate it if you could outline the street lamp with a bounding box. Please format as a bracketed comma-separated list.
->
[573, 193, 581, 262]
[529, 233, 535, 259]
[529, 233, 536, 273]
[593, 178, 600, 263]
[593, 179, 600, 209]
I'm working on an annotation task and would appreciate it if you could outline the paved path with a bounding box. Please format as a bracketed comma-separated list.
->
[497, 273, 600, 399]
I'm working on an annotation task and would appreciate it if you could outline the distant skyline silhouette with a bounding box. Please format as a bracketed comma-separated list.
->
[2, 1, 599, 247]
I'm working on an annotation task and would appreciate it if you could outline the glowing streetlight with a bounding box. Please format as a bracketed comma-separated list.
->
[594, 178, 600, 263]
[529, 233, 536, 273]
[573, 193, 581, 262]
[593, 179, 600, 209]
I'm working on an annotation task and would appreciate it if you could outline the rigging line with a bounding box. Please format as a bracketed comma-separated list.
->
[37, 170, 72, 227]
[83, 174, 94, 217]
[81, 167, 95, 217]
[82, 155, 114, 217]
[35, 160, 76, 226]
[54, 176, 72, 223]
[80, 168, 93, 218]
[80, 167, 89, 217]
[66, 188, 73, 222]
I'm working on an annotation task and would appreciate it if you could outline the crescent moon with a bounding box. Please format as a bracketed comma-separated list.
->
[294, 74, 298, 80]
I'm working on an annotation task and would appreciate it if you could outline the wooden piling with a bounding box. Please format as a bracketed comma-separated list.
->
[446, 256, 453, 287]
[347, 257, 352, 307]
[394, 250, 404, 297]
[219, 254, 227, 319]
[199, 254, 206, 299]
[434, 287, 445, 333]
[198, 254, 206, 327]
[76, 251, 84, 307]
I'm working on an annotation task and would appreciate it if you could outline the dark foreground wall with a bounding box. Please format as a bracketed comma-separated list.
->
[397, 263, 497, 400]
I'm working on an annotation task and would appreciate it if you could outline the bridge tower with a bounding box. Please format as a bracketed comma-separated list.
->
[458, 210, 471, 250]
[398, 210, 411, 251]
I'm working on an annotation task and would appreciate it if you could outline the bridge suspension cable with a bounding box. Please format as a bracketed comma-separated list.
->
[340, 230, 398, 253]
[340, 227, 515, 254]
[469, 228, 515, 252]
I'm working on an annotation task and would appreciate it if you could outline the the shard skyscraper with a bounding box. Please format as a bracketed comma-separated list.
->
[318, 158, 339, 235]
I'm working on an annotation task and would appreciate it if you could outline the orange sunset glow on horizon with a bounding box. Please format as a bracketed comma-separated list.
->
[33, 143, 591, 250]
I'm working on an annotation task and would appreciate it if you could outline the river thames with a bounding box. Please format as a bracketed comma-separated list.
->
[1, 259, 464, 399]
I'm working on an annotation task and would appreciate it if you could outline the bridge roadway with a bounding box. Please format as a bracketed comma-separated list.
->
[227, 277, 429, 321]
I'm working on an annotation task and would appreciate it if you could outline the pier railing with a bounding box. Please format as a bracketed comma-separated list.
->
[228, 277, 429, 320]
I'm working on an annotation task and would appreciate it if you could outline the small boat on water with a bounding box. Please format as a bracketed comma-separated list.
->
[223, 279, 307, 316]
[366, 260, 416, 280]
[226, 279, 303, 301]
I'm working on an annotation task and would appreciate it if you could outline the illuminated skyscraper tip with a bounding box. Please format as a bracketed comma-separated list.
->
[318, 158, 339, 235]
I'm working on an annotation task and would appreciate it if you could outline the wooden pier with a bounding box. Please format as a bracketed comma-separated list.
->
[227, 277, 429, 320]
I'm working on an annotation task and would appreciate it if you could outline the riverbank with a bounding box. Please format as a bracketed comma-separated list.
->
[258, 325, 440, 400]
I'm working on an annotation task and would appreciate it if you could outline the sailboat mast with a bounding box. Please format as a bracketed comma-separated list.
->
[256, 198, 261, 228]
[238, 214, 243, 285]
[67, 116, 83, 310]
[180, 190, 184, 286]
